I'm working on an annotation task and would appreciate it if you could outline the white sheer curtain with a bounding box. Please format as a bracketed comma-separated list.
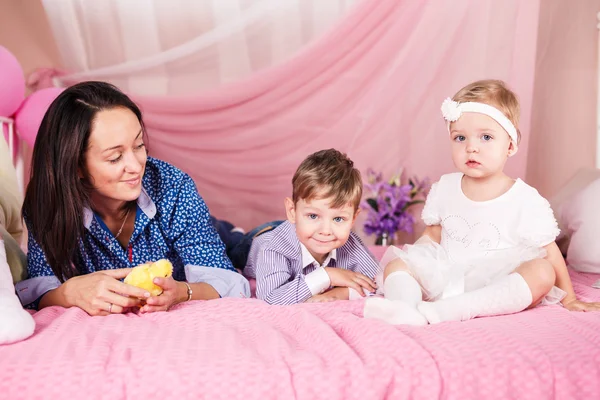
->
[41, 0, 362, 95]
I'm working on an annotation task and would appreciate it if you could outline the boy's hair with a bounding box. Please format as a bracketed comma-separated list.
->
[292, 149, 362, 210]
[452, 79, 521, 144]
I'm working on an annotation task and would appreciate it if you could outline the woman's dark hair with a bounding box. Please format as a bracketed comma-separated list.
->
[22, 81, 147, 282]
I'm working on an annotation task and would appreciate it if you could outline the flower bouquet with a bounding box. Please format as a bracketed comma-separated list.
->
[362, 168, 429, 245]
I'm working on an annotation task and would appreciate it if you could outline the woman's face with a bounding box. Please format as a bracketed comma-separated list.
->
[85, 107, 147, 205]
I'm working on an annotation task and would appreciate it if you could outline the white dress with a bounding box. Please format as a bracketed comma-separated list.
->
[376, 173, 566, 304]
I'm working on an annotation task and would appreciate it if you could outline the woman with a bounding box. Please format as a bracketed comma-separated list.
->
[18, 81, 249, 315]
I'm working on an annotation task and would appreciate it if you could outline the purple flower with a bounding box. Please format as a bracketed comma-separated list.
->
[362, 169, 429, 237]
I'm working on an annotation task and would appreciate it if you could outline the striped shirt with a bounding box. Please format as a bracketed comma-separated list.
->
[244, 221, 379, 305]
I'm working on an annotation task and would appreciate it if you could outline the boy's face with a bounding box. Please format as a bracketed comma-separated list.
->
[285, 196, 359, 264]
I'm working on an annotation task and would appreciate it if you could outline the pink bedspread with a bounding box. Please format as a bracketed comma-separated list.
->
[2, 271, 600, 400]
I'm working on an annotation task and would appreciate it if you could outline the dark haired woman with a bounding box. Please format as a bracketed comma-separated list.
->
[17, 81, 249, 315]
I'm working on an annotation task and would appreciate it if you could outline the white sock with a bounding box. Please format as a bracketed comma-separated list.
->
[363, 271, 427, 326]
[0, 239, 35, 344]
[417, 273, 533, 324]
[384, 271, 422, 306]
[364, 297, 428, 326]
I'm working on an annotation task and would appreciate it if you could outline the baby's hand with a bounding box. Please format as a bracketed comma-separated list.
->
[323, 268, 376, 296]
[563, 299, 600, 312]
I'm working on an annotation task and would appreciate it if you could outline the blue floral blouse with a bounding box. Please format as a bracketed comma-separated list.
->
[18, 157, 237, 307]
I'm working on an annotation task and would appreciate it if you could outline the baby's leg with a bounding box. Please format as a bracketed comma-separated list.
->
[418, 259, 554, 324]
[382, 259, 422, 306]
[364, 258, 427, 325]
[515, 259, 557, 308]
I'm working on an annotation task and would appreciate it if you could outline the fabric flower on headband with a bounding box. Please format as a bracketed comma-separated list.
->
[439, 97, 519, 144]
[441, 98, 461, 122]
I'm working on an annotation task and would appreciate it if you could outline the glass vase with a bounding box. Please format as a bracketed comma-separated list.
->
[375, 232, 394, 246]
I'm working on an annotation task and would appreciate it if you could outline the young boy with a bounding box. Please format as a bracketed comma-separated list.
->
[243, 149, 379, 305]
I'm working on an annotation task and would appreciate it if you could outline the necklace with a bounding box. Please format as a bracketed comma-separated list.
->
[114, 207, 131, 240]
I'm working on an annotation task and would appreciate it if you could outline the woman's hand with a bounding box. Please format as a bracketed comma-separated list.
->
[60, 268, 151, 316]
[563, 298, 600, 312]
[139, 276, 187, 313]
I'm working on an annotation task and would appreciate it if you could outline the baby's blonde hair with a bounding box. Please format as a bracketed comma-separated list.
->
[452, 79, 521, 144]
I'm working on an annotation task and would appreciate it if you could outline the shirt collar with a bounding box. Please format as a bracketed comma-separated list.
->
[83, 186, 156, 229]
[299, 242, 336, 269]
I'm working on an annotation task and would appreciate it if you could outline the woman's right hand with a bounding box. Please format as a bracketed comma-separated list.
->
[59, 269, 151, 316]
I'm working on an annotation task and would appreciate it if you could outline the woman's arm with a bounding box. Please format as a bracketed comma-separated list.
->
[38, 269, 151, 315]
[23, 229, 148, 313]
[176, 281, 219, 301]
[38, 286, 70, 309]
[139, 278, 220, 313]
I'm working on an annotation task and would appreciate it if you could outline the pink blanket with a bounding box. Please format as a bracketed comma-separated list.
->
[2, 271, 599, 400]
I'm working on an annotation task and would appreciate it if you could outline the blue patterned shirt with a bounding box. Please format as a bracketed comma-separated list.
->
[18, 157, 235, 306]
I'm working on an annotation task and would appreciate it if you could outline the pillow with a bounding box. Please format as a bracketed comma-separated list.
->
[0, 225, 27, 283]
[0, 135, 27, 283]
[0, 236, 35, 344]
[551, 168, 600, 256]
[558, 176, 600, 273]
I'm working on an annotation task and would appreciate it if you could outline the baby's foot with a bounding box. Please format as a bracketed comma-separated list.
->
[364, 297, 428, 326]
[417, 301, 464, 324]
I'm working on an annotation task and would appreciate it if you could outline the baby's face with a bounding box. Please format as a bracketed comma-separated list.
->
[449, 112, 515, 179]
[287, 196, 357, 264]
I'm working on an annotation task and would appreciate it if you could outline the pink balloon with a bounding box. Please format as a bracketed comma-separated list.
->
[0, 46, 25, 117]
[14, 87, 64, 147]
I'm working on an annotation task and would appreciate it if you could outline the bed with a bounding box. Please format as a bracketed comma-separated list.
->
[0, 256, 599, 400]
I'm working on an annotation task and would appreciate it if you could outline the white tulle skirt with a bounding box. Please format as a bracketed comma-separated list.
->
[375, 237, 566, 305]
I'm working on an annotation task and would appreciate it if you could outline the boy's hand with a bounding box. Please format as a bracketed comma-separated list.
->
[306, 287, 348, 303]
[324, 268, 376, 296]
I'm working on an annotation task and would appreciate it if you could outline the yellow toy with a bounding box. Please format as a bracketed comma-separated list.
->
[124, 259, 173, 296]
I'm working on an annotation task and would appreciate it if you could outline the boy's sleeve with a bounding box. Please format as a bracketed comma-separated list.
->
[344, 232, 380, 279]
[254, 249, 330, 305]
[168, 175, 235, 271]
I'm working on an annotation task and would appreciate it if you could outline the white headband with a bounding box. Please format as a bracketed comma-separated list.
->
[441, 98, 518, 143]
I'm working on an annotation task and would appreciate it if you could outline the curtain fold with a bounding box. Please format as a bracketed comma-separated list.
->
[39, 0, 540, 231]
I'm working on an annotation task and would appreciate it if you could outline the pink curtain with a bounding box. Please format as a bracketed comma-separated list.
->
[32, 0, 541, 233]
[135, 0, 540, 230]
[527, 0, 600, 198]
